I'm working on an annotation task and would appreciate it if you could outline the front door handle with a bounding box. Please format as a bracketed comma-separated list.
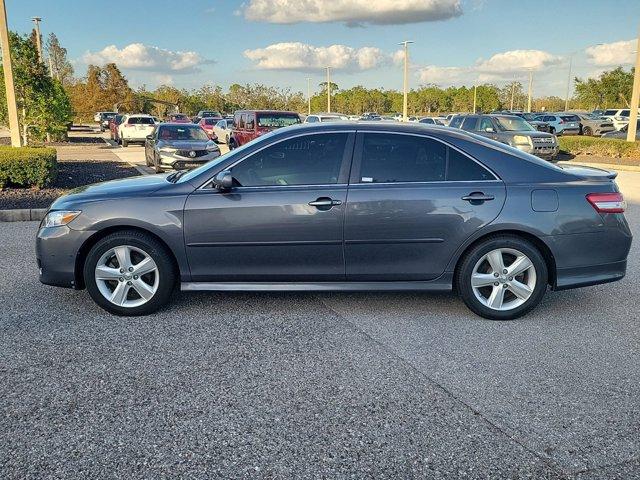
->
[308, 197, 342, 210]
[462, 193, 495, 203]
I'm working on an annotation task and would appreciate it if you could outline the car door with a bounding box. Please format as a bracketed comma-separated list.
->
[183, 131, 355, 282]
[344, 131, 506, 281]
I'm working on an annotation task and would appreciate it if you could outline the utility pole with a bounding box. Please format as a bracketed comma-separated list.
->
[627, 28, 640, 142]
[473, 85, 477, 114]
[564, 54, 573, 112]
[0, 0, 21, 147]
[399, 40, 413, 122]
[527, 70, 533, 113]
[325, 66, 331, 113]
[31, 16, 43, 63]
[510, 81, 515, 111]
[307, 77, 311, 115]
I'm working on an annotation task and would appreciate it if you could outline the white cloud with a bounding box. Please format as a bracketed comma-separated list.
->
[83, 43, 211, 74]
[244, 42, 388, 71]
[586, 40, 635, 66]
[242, 0, 462, 26]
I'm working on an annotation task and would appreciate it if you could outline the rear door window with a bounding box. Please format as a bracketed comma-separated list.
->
[461, 117, 479, 131]
[479, 118, 494, 132]
[449, 116, 463, 128]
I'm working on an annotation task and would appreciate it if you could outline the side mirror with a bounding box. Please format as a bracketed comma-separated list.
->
[485, 127, 495, 133]
[212, 171, 234, 190]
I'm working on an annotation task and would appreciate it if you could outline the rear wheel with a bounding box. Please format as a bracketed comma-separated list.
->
[122, 138, 129, 147]
[228, 137, 237, 150]
[83, 231, 176, 316]
[457, 235, 548, 320]
[583, 126, 593, 136]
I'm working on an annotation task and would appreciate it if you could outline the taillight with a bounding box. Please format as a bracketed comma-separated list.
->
[586, 192, 626, 213]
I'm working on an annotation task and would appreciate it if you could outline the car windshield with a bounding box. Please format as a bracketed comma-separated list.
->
[158, 125, 209, 141]
[202, 111, 221, 117]
[172, 114, 189, 120]
[494, 116, 536, 132]
[257, 114, 301, 128]
[127, 117, 155, 125]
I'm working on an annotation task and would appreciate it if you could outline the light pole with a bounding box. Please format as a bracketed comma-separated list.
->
[627, 29, 640, 142]
[0, 0, 21, 147]
[31, 16, 43, 63]
[473, 85, 477, 113]
[325, 66, 331, 113]
[399, 40, 413, 122]
[564, 53, 573, 112]
[510, 80, 516, 111]
[527, 70, 533, 113]
[307, 77, 311, 115]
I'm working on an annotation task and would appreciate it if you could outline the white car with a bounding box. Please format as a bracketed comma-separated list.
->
[601, 108, 640, 131]
[117, 115, 157, 147]
[419, 116, 446, 125]
[304, 113, 349, 123]
[212, 119, 234, 144]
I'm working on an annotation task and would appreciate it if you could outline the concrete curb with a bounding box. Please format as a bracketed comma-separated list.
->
[558, 161, 640, 173]
[0, 208, 47, 222]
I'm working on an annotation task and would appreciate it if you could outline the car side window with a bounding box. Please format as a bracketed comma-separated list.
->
[238, 114, 246, 129]
[246, 113, 255, 130]
[479, 118, 494, 132]
[543, 116, 554, 122]
[461, 117, 478, 131]
[449, 116, 463, 128]
[359, 134, 446, 183]
[307, 116, 317, 123]
[447, 148, 493, 181]
[231, 133, 348, 187]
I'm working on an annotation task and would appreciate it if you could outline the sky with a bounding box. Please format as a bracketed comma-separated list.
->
[5, 0, 640, 97]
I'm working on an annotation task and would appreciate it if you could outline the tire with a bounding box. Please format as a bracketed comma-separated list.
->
[583, 126, 593, 136]
[456, 235, 548, 320]
[83, 230, 176, 316]
[154, 155, 164, 174]
[228, 137, 237, 150]
[549, 127, 555, 135]
[122, 138, 129, 147]
[225, 135, 230, 145]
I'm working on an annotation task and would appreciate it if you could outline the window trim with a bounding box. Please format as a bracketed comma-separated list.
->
[349, 130, 499, 185]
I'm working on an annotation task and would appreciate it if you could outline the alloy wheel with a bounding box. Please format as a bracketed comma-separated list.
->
[470, 248, 536, 311]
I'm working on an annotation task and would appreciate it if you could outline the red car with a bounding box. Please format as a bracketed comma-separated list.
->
[166, 113, 192, 123]
[198, 117, 218, 140]
[230, 110, 301, 148]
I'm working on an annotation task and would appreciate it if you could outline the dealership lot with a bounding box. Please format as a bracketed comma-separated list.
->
[1, 171, 639, 478]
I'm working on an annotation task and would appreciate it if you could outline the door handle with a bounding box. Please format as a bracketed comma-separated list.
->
[308, 197, 342, 209]
[462, 193, 495, 203]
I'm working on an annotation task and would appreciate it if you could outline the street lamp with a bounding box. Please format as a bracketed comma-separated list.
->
[564, 53, 574, 111]
[325, 66, 331, 113]
[399, 41, 413, 122]
[0, 0, 20, 146]
[31, 16, 43, 63]
[307, 77, 311, 115]
[628, 29, 640, 142]
[527, 70, 534, 113]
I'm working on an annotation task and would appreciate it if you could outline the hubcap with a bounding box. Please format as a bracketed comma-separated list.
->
[471, 248, 536, 311]
[95, 245, 159, 308]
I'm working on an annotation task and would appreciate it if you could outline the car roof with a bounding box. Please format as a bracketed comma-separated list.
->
[235, 110, 299, 114]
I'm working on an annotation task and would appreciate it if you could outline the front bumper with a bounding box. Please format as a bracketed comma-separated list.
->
[36, 225, 94, 289]
[158, 150, 221, 170]
[518, 144, 559, 160]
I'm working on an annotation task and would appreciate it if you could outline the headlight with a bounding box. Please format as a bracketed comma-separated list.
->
[159, 146, 177, 153]
[206, 143, 219, 151]
[513, 135, 532, 146]
[42, 210, 81, 228]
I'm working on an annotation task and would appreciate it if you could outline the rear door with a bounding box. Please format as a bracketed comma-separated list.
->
[344, 131, 506, 281]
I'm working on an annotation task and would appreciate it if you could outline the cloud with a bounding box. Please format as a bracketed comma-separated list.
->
[586, 40, 635, 66]
[417, 49, 562, 85]
[244, 42, 388, 71]
[242, 0, 462, 26]
[83, 43, 212, 74]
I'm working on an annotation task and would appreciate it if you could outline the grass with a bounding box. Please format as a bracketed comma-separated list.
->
[558, 136, 640, 159]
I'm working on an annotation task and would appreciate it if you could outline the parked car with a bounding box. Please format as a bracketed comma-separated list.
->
[575, 113, 615, 136]
[212, 119, 234, 144]
[532, 114, 580, 136]
[144, 123, 220, 173]
[36, 122, 631, 320]
[511, 113, 550, 133]
[305, 113, 349, 123]
[118, 114, 157, 147]
[419, 117, 446, 125]
[96, 112, 117, 132]
[193, 110, 223, 124]
[108, 114, 124, 142]
[166, 113, 192, 124]
[602, 119, 640, 139]
[198, 117, 218, 140]
[450, 114, 558, 160]
[230, 110, 301, 148]
[600, 108, 640, 130]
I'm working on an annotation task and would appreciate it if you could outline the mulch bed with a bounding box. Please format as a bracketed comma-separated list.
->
[558, 153, 640, 167]
[0, 159, 139, 210]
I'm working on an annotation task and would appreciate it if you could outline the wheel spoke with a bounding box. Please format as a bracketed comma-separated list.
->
[109, 282, 129, 306]
[487, 285, 505, 309]
[471, 273, 497, 288]
[508, 255, 533, 277]
[95, 265, 122, 281]
[132, 256, 156, 276]
[113, 246, 131, 269]
[131, 279, 155, 301]
[486, 250, 505, 273]
[508, 280, 533, 300]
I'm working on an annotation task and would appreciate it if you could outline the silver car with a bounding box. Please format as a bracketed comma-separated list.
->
[144, 123, 221, 173]
[575, 113, 615, 136]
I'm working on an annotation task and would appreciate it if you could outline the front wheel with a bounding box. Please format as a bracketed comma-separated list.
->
[583, 126, 593, 136]
[122, 138, 129, 147]
[83, 231, 176, 316]
[457, 235, 548, 320]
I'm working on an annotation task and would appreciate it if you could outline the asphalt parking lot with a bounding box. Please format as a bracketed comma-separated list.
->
[1, 171, 639, 478]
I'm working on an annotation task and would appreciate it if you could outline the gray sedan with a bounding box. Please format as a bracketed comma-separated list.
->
[144, 123, 221, 173]
[36, 122, 631, 320]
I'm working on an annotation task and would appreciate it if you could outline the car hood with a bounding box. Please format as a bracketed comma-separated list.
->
[158, 140, 213, 149]
[50, 174, 172, 209]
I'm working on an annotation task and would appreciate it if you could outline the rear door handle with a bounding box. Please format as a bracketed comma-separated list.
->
[462, 193, 495, 203]
[308, 197, 342, 209]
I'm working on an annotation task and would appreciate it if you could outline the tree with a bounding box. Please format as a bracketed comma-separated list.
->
[46, 33, 74, 86]
[574, 67, 634, 109]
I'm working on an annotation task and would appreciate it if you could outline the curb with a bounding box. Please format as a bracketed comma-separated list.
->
[558, 161, 640, 173]
[0, 208, 47, 222]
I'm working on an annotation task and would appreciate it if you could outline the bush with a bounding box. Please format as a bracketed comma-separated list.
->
[0, 146, 57, 188]
[558, 136, 640, 158]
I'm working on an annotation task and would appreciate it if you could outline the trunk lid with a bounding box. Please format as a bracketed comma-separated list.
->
[558, 164, 617, 180]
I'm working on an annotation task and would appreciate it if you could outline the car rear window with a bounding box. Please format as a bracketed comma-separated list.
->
[257, 114, 301, 128]
[128, 117, 155, 125]
[204, 118, 216, 125]
[560, 115, 579, 122]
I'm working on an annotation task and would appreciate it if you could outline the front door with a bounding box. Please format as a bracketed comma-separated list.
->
[184, 132, 354, 282]
[344, 132, 506, 281]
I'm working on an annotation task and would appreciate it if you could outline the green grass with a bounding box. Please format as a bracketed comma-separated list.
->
[558, 136, 640, 158]
[0, 146, 57, 189]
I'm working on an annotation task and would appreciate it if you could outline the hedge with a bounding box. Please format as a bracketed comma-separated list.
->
[0, 146, 57, 188]
[558, 136, 640, 158]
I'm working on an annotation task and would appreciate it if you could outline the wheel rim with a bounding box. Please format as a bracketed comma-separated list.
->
[471, 248, 536, 311]
[95, 245, 159, 308]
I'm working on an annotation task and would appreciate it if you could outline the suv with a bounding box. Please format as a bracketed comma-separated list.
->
[533, 114, 580, 135]
[118, 114, 157, 147]
[601, 108, 640, 131]
[575, 113, 615, 136]
[305, 113, 349, 123]
[193, 110, 222, 124]
[95, 112, 117, 132]
[450, 114, 558, 160]
[231, 110, 301, 148]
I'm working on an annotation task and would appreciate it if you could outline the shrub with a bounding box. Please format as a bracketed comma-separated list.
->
[0, 146, 57, 188]
[558, 136, 640, 158]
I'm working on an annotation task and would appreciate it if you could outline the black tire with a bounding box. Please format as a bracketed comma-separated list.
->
[122, 138, 129, 147]
[154, 155, 164, 174]
[228, 137, 237, 150]
[83, 230, 176, 316]
[456, 235, 548, 320]
[583, 126, 593, 136]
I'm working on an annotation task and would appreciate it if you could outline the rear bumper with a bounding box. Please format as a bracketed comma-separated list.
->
[554, 260, 627, 290]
